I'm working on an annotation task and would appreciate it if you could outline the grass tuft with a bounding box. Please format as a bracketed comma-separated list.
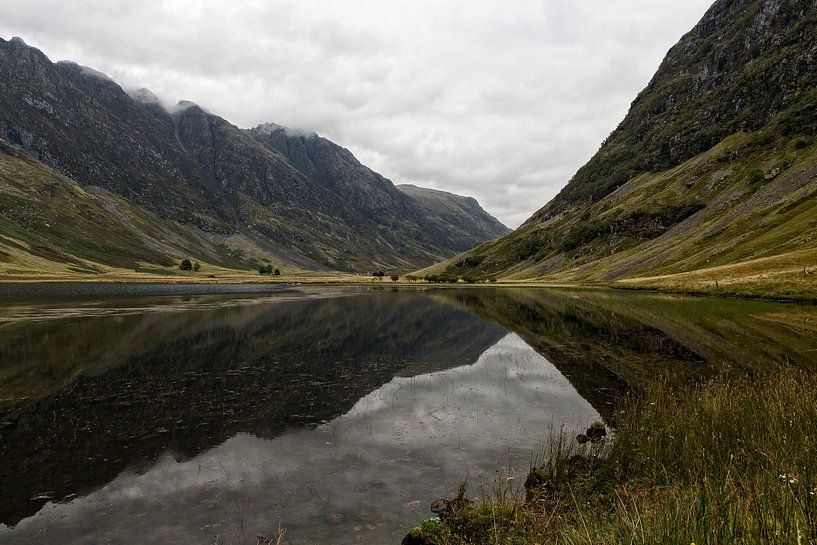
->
[410, 370, 817, 544]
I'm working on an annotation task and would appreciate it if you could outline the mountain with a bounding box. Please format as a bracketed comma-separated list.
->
[245, 123, 509, 254]
[0, 37, 507, 276]
[432, 0, 817, 298]
[395, 184, 510, 246]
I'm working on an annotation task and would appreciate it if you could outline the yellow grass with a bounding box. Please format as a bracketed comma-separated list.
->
[614, 246, 817, 300]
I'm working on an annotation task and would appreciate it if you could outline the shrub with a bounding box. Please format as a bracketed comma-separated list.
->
[747, 168, 765, 185]
[794, 138, 812, 150]
[179, 259, 193, 271]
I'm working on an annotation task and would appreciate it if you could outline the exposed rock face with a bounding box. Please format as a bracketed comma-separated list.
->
[438, 0, 817, 281]
[396, 184, 510, 249]
[538, 0, 817, 216]
[0, 37, 507, 271]
[248, 123, 510, 253]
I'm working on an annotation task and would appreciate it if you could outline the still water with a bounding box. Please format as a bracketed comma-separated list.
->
[1, 285, 815, 544]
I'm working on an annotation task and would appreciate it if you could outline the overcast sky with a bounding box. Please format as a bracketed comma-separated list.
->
[0, 0, 714, 227]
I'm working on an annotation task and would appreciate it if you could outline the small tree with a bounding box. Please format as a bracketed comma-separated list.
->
[259, 263, 273, 275]
[179, 259, 193, 271]
[193, 262, 201, 272]
[273, 268, 281, 276]
[390, 275, 400, 282]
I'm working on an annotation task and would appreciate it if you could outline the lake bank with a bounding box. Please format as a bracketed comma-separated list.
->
[2, 274, 817, 305]
[404, 368, 817, 545]
[3, 254, 817, 304]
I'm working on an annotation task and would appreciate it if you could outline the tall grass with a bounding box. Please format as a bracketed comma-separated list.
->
[408, 370, 817, 544]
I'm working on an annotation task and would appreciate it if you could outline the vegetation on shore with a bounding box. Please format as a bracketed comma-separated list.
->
[406, 370, 817, 544]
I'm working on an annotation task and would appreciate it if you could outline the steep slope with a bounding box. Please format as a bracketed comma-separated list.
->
[0, 37, 504, 274]
[0, 139, 305, 277]
[396, 184, 510, 244]
[436, 0, 817, 296]
[246, 123, 509, 253]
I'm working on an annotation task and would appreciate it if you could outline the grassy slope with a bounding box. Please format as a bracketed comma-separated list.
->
[430, 0, 817, 300]
[431, 122, 817, 300]
[0, 141, 364, 281]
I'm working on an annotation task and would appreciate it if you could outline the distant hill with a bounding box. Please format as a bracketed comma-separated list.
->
[0, 37, 506, 276]
[246, 123, 510, 254]
[432, 0, 817, 298]
[395, 184, 510, 248]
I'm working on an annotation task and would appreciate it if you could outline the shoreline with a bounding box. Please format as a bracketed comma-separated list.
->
[403, 370, 817, 544]
[1, 274, 816, 304]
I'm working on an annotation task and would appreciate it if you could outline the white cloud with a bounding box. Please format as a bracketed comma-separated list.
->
[0, 0, 714, 227]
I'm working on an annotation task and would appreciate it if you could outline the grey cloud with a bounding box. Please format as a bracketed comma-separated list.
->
[0, 0, 714, 227]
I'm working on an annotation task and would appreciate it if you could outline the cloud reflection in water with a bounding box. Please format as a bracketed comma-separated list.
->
[4, 333, 599, 545]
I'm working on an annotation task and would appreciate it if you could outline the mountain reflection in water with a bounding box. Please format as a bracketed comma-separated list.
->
[4, 333, 599, 545]
[1, 286, 815, 545]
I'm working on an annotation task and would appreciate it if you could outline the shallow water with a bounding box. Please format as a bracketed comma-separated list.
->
[1, 286, 815, 544]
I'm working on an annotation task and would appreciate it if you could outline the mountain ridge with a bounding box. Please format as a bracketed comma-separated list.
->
[0, 36, 507, 275]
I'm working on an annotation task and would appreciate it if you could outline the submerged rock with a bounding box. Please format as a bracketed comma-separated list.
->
[585, 421, 607, 442]
[402, 533, 430, 545]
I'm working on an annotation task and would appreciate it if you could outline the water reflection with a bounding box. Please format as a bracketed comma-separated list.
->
[0, 289, 507, 527]
[438, 288, 817, 417]
[3, 334, 599, 545]
[1, 286, 815, 544]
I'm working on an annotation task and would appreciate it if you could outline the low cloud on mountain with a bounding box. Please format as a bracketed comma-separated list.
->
[0, 0, 712, 226]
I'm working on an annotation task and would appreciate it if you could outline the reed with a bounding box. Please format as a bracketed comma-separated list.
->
[409, 369, 817, 544]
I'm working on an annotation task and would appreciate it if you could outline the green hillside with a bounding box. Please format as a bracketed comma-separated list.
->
[433, 0, 817, 299]
[0, 140, 284, 278]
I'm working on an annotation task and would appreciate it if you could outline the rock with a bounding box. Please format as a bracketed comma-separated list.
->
[326, 512, 344, 525]
[430, 498, 451, 514]
[585, 422, 607, 442]
[764, 168, 782, 180]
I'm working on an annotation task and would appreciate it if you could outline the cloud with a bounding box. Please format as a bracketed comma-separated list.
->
[0, 0, 714, 227]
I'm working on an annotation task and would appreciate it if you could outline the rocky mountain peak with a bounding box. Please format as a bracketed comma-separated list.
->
[55, 60, 114, 82]
[253, 121, 317, 139]
[128, 87, 161, 105]
[0, 35, 510, 273]
[8, 36, 28, 48]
